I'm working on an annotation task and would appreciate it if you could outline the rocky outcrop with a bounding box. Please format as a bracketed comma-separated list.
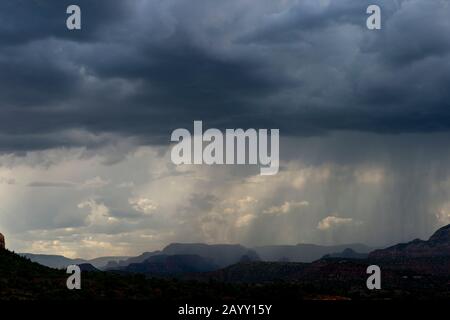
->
[0, 233, 4, 250]
[369, 224, 450, 259]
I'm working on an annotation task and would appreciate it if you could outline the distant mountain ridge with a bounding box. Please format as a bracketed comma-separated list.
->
[20, 253, 129, 270]
[105, 251, 161, 269]
[21, 242, 374, 270]
[322, 248, 368, 260]
[162, 243, 260, 267]
[20, 253, 85, 269]
[369, 224, 450, 259]
[107, 243, 260, 270]
[121, 254, 218, 275]
[78, 263, 100, 272]
[254, 243, 372, 263]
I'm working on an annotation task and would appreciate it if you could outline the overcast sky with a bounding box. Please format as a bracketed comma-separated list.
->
[1, 0, 450, 258]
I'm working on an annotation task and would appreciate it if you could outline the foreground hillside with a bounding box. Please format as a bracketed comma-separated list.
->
[2, 247, 450, 300]
[0, 249, 364, 300]
[193, 258, 450, 298]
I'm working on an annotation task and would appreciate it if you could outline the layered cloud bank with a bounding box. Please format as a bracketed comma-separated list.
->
[1, 132, 450, 258]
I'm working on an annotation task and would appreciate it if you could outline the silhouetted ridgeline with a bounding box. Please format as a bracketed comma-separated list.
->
[370, 224, 450, 259]
[2, 224, 450, 300]
[23, 242, 372, 270]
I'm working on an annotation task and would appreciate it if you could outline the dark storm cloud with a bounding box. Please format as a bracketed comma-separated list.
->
[1, 0, 450, 152]
[0, 0, 130, 45]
